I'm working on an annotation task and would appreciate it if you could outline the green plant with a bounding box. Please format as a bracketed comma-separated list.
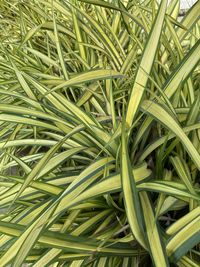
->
[0, 0, 199, 266]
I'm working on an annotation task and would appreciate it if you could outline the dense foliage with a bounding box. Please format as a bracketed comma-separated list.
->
[0, 0, 199, 266]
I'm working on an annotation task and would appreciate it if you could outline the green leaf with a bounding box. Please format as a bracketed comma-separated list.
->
[163, 39, 200, 99]
[125, 0, 167, 127]
[141, 100, 200, 169]
[121, 125, 147, 249]
[140, 192, 170, 267]
[166, 216, 200, 262]
[46, 69, 124, 94]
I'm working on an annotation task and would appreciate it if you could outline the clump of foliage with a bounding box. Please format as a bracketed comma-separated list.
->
[0, 0, 199, 266]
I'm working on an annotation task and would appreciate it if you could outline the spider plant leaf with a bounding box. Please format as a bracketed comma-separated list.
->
[13, 143, 85, 203]
[170, 156, 196, 195]
[0, 114, 60, 132]
[121, 125, 147, 249]
[18, 24, 43, 49]
[166, 216, 200, 262]
[139, 123, 200, 162]
[177, 256, 200, 267]
[125, 0, 167, 127]
[176, 0, 200, 41]
[77, 0, 144, 28]
[26, 47, 59, 67]
[52, 11, 69, 80]
[166, 206, 200, 236]
[141, 100, 200, 169]
[140, 192, 170, 267]
[70, 0, 87, 65]
[0, 204, 55, 267]
[163, 39, 200, 99]
[0, 221, 137, 267]
[46, 69, 124, 94]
